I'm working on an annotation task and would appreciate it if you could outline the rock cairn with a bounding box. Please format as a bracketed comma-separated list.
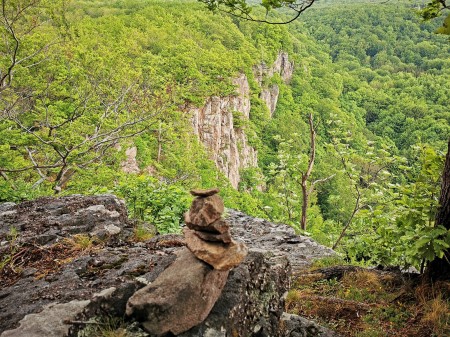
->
[125, 188, 248, 336]
[184, 188, 248, 270]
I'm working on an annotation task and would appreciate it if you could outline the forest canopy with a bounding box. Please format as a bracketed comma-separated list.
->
[0, 0, 449, 272]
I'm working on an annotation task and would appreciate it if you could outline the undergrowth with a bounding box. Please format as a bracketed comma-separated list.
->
[287, 264, 450, 336]
[77, 317, 147, 337]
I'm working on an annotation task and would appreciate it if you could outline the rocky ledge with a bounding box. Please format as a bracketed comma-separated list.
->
[0, 194, 337, 337]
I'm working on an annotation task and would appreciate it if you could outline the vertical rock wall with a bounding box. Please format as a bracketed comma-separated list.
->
[191, 52, 294, 188]
[254, 51, 294, 117]
[190, 74, 257, 189]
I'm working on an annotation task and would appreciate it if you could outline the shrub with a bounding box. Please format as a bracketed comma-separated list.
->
[115, 176, 190, 234]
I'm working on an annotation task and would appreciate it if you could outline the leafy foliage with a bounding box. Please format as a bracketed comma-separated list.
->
[0, 0, 448, 272]
[115, 176, 191, 234]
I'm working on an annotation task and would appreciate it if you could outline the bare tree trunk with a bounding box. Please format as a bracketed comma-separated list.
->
[301, 183, 308, 230]
[425, 138, 450, 281]
[333, 192, 360, 250]
[300, 113, 316, 231]
[157, 121, 162, 163]
[300, 113, 334, 231]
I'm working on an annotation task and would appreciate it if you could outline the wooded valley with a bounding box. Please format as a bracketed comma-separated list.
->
[1, 0, 449, 273]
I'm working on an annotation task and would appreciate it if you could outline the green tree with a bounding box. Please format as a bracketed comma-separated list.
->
[198, 0, 316, 24]
[0, 0, 172, 194]
[419, 0, 450, 35]
[426, 139, 450, 280]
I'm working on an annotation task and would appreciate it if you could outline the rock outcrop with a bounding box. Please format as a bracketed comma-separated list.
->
[226, 209, 335, 274]
[0, 194, 128, 245]
[119, 53, 294, 188]
[190, 74, 257, 189]
[190, 52, 294, 188]
[254, 52, 294, 117]
[0, 194, 336, 337]
[253, 52, 294, 85]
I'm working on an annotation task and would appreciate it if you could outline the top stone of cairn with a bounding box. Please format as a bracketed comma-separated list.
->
[190, 188, 220, 197]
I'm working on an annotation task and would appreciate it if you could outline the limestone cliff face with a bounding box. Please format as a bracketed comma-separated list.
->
[254, 51, 294, 117]
[190, 74, 256, 189]
[191, 52, 294, 188]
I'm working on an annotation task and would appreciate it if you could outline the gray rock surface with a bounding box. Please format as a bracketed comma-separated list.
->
[0, 195, 336, 337]
[0, 194, 128, 245]
[279, 313, 341, 337]
[0, 195, 183, 334]
[1, 299, 90, 337]
[0, 202, 15, 213]
[226, 209, 336, 274]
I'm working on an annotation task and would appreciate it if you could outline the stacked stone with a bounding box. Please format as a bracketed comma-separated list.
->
[184, 188, 248, 271]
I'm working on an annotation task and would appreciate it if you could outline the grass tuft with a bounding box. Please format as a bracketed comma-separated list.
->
[420, 291, 450, 336]
[133, 225, 155, 242]
[64, 234, 97, 251]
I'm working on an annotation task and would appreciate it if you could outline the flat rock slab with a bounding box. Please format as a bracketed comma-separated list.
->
[184, 228, 247, 270]
[194, 229, 232, 243]
[126, 248, 229, 335]
[185, 218, 230, 234]
[226, 209, 336, 274]
[1, 299, 90, 337]
[190, 188, 220, 197]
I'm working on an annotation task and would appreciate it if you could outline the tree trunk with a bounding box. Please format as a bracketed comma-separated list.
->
[300, 113, 316, 231]
[425, 138, 450, 281]
[301, 183, 308, 231]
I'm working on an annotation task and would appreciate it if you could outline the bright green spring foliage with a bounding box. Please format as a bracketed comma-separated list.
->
[418, 0, 450, 35]
[371, 146, 448, 268]
[0, 0, 449, 271]
[198, 0, 316, 24]
[115, 176, 191, 234]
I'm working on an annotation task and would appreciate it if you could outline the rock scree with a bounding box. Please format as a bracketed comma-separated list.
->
[0, 192, 338, 337]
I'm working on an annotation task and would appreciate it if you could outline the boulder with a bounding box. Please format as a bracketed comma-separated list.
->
[184, 228, 248, 271]
[179, 249, 291, 337]
[126, 248, 229, 336]
[185, 195, 224, 227]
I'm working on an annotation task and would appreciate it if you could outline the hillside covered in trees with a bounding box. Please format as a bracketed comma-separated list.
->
[1, 0, 449, 274]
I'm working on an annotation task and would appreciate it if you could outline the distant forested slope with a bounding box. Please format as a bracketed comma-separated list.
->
[1, 0, 448, 268]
